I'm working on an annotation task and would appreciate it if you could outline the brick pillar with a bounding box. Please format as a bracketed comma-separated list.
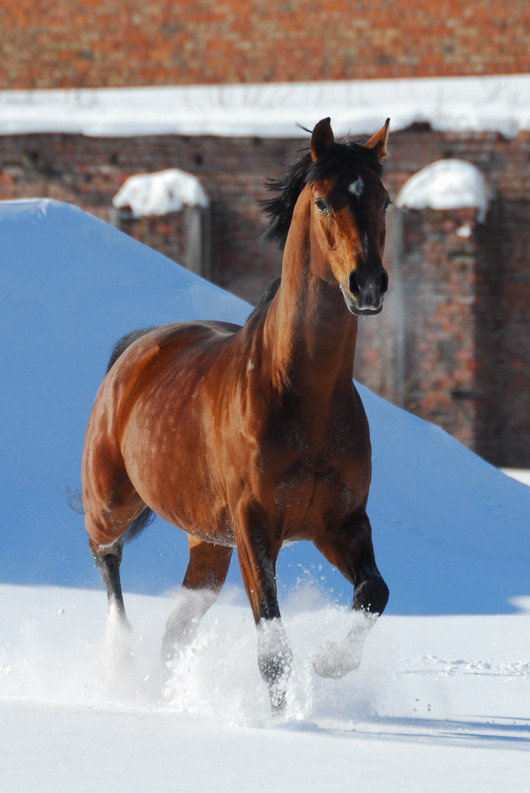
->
[395, 207, 483, 451]
[114, 209, 187, 265]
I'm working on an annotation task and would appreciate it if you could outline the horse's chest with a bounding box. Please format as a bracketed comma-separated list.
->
[261, 405, 368, 472]
[257, 414, 371, 531]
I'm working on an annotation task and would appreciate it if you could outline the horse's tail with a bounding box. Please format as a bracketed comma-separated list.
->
[106, 327, 155, 373]
[68, 486, 153, 540]
[125, 506, 155, 543]
[106, 327, 157, 541]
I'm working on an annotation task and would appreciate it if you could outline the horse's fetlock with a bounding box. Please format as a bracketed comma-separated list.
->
[258, 646, 292, 687]
[257, 617, 292, 686]
[354, 574, 389, 615]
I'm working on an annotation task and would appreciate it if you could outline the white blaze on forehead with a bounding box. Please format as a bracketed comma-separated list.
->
[348, 176, 364, 197]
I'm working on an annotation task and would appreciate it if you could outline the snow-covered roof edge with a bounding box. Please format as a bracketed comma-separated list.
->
[1, 74, 529, 139]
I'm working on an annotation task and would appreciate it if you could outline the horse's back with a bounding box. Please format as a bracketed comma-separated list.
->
[102, 319, 240, 391]
[90, 317, 243, 447]
[111, 320, 241, 366]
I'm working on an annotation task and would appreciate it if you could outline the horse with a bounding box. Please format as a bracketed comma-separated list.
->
[82, 117, 391, 714]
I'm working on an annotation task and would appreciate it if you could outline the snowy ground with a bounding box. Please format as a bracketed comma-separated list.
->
[1, 584, 530, 792]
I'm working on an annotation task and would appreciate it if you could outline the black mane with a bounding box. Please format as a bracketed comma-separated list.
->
[261, 139, 383, 249]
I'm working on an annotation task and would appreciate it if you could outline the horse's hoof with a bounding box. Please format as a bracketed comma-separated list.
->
[269, 685, 288, 716]
[161, 636, 177, 666]
[312, 640, 361, 679]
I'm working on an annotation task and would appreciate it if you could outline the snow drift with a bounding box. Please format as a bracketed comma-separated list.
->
[1, 198, 529, 614]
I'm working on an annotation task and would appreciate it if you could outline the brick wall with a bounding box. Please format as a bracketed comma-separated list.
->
[0, 127, 528, 465]
[475, 200, 530, 465]
[1, 0, 529, 89]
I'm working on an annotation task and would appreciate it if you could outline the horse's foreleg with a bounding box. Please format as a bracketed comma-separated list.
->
[313, 510, 389, 678]
[236, 507, 292, 715]
[162, 537, 233, 663]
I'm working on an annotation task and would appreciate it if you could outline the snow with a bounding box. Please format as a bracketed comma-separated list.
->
[113, 168, 209, 217]
[2, 197, 530, 789]
[0, 74, 529, 138]
[396, 159, 490, 221]
[1, 584, 529, 792]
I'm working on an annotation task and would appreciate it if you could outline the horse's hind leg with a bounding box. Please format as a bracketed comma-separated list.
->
[162, 537, 233, 663]
[84, 465, 148, 642]
[89, 536, 130, 635]
[313, 509, 389, 678]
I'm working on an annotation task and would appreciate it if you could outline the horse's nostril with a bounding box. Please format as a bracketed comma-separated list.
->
[380, 270, 389, 294]
[349, 271, 360, 296]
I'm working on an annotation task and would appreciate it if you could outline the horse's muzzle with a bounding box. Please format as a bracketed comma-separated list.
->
[341, 268, 388, 316]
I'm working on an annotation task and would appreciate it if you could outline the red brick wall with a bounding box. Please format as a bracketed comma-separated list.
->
[1, 0, 529, 89]
[0, 127, 528, 465]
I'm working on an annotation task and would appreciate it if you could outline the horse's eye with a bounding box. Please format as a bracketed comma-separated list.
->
[315, 198, 329, 213]
[383, 197, 392, 213]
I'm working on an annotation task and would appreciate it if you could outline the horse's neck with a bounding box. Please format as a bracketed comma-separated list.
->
[264, 201, 358, 397]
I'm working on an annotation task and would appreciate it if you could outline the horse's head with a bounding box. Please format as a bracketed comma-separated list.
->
[308, 117, 391, 316]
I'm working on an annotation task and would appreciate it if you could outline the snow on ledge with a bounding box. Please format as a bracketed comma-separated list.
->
[113, 168, 209, 217]
[396, 159, 490, 221]
[0, 74, 529, 139]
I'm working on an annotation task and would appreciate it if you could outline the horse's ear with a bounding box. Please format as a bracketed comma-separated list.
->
[311, 117, 334, 161]
[365, 118, 390, 161]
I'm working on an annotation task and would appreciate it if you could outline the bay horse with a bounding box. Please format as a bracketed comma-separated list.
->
[82, 117, 391, 714]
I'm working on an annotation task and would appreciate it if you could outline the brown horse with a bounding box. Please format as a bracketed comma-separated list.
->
[82, 117, 391, 713]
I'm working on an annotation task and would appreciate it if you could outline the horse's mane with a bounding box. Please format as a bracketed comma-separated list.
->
[261, 139, 383, 250]
[245, 277, 282, 323]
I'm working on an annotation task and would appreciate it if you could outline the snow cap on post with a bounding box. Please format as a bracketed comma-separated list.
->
[113, 168, 209, 218]
[396, 159, 490, 221]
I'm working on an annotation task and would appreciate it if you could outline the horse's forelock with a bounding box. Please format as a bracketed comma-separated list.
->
[306, 141, 383, 184]
[261, 141, 382, 249]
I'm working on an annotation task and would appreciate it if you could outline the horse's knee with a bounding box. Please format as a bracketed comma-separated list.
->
[353, 573, 389, 615]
